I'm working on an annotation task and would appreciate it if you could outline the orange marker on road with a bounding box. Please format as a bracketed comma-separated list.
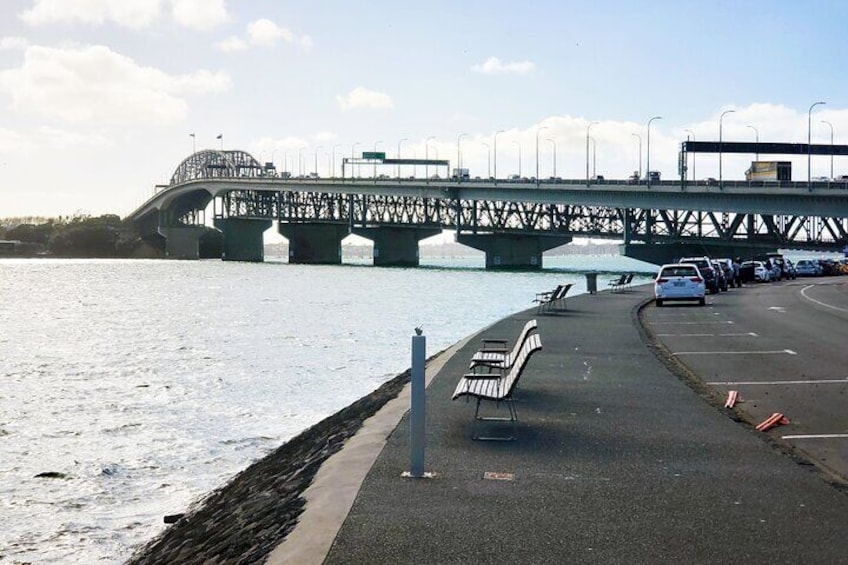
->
[756, 412, 789, 432]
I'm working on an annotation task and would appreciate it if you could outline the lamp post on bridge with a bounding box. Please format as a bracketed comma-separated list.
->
[314, 145, 323, 177]
[512, 140, 522, 178]
[424, 136, 435, 180]
[397, 138, 408, 178]
[298, 147, 304, 177]
[494, 130, 504, 181]
[351, 142, 360, 178]
[719, 109, 735, 187]
[457, 133, 469, 180]
[683, 129, 695, 181]
[586, 121, 598, 183]
[373, 140, 383, 178]
[482, 142, 491, 178]
[535, 126, 549, 181]
[631, 133, 642, 180]
[646, 116, 661, 188]
[807, 101, 825, 186]
[332, 144, 341, 178]
[747, 124, 759, 162]
[547, 138, 556, 178]
[821, 120, 834, 180]
[590, 137, 597, 178]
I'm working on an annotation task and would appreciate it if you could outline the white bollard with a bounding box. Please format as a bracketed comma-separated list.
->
[409, 329, 426, 477]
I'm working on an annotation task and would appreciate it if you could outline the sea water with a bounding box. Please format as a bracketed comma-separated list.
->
[0, 255, 654, 563]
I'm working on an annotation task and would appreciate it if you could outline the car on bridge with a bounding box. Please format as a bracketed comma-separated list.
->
[741, 260, 770, 282]
[654, 263, 706, 307]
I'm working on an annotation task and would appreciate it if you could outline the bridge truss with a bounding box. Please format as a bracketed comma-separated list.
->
[212, 189, 848, 251]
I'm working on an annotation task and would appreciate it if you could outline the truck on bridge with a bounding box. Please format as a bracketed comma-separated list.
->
[745, 161, 792, 181]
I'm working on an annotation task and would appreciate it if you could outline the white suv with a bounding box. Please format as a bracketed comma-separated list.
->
[654, 263, 707, 307]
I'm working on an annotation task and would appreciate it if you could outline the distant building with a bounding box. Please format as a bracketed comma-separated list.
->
[745, 161, 791, 181]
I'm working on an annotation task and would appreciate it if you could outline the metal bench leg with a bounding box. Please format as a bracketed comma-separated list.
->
[472, 398, 518, 441]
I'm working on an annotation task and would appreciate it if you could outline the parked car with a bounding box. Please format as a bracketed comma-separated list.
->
[679, 256, 720, 293]
[741, 260, 769, 282]
[654, 263, 706, 306]
[794, 259, 822, 276]
[712, 260, 730, 291]
[714, 258, 740, 288]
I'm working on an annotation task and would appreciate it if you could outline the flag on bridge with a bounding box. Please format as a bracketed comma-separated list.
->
[216, 134, 222, 139]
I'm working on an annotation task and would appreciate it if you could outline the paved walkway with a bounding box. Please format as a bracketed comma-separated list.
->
[274, 285, 848, 564]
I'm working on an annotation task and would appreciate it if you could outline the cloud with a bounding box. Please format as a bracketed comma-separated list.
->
[0, 126, 111, 154]
[218, 18, 311, 52]
[20, 0, 163, 29]
[0, 44, 230, 126]
[247, 18, 294, 46]
[336, 87, 393, 110]
[19, 0, 229, 30]
[471, 56, 535, 75]
[216, 35, 247, 53]
[0, 37, 30, 50]
[171, 0, 229, 31]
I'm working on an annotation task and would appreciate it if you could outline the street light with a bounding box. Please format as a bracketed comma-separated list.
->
[397, 138, 408, 178]
[586, 121, 598, 182]
[547, 138, 557, 178]
[493, 130, 504, 180]
[351, 142, 360, 178]
[481, 142, 491, 178]
[821, 120, 834, 180]
[457, 133, 469, 179]
[535, 126, 549, 180]
[631, 133, 642, 179]
[512, 140, 522, 177]
[646, 116, 662, 187]
[683, 129, 695, 181]
[747, 124, 759, 162]
[719, 109, 735, 185]
[298, 147, 304, 176]
[314, 145, 323, 177]
[424, 136, 435, 179]
[373, 140, 382, 178]
[331, 144, 341, 178]
[590, 137, 597, 178]
[808, 101, 825, 185]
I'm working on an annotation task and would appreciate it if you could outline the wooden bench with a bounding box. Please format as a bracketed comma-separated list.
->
[469, 319, 537, 373]
[452, 333, 543, 440]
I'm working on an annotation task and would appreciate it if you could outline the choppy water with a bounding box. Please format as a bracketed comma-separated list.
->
[0, 255, 654, 563]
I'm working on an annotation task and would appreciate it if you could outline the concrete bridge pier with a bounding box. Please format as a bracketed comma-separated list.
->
[621, 242, 779, 266]
[458, 234, 573, 270]
[353, 227, 442, 267]
[278, 223, 348, 264]
[159, 226, 208, 260]
[214, 218, 272, 262]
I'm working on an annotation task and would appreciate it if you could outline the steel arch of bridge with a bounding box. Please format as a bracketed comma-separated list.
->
[170, 150, 265, 185]
[215, 189, 848, 251]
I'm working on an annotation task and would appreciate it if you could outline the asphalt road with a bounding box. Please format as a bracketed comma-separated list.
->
[318, 284, 848, 565]
[642, 276, 848, 484]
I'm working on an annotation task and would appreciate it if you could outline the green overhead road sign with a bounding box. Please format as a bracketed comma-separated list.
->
[362, 151, 386, 160]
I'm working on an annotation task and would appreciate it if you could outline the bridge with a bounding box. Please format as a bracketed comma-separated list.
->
[128, 149, 848, 269]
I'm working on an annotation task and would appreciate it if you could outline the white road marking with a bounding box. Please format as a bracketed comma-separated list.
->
[656, 332, 757, 337]
[782, 434, 848, 440]
[800, 284, 848, 314]
[768, 306, 786, 313]
[652, 320, 734, 325]
[674, 349, 796, 356]
[706, 378, 848, 385]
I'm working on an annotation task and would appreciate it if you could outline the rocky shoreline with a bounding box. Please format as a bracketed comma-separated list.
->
[127, 370, 411, 564]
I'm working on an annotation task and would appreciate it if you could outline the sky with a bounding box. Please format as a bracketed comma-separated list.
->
[2, 0, 848, 219]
